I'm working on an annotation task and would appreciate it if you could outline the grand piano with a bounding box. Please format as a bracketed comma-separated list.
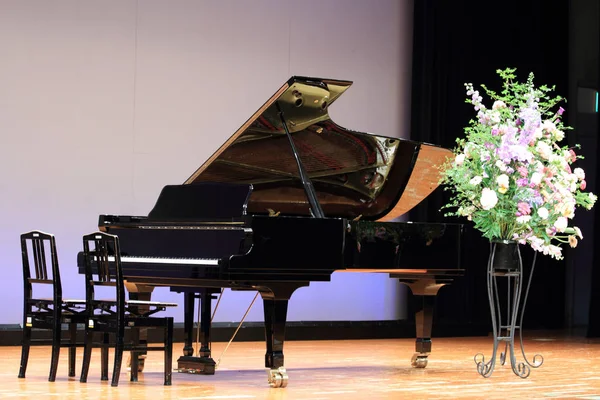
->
[77, 76, 463, 387]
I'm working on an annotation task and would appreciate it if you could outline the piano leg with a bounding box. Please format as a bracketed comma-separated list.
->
[402, 279, 449, 369]
[183, 291, 195, 357]
[258, 283, 308, 388]
[125, 283, 153, 373]
[177, 289, 217, 375]
[263, 298, 289, 388]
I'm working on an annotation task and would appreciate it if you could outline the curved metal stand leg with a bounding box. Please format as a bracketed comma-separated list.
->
[474, 243, 543, 378]
[474, 246, 500, 378]
[518, 253, 544, 369]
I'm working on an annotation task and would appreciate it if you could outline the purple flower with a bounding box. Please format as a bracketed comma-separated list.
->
[517, 178, 529, 187]
[558, 107, 565, 116]
[528, 189, 544, 206]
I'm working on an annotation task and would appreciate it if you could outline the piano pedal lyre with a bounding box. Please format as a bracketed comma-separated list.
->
[177, 289, 222, 375]
[267, 367, 288, 388]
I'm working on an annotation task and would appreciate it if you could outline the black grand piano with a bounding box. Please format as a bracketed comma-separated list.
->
[77, 76, 463, 387]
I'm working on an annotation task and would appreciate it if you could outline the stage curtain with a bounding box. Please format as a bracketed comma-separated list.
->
[409, 0, 570, 331]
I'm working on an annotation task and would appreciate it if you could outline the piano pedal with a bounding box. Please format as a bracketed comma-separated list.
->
[267, 367, 288, 388]
[176, 355, 216, 375]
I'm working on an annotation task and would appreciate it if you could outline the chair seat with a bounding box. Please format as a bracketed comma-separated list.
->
[63, 299, 87, 304]
[30, 297, 86, 302]
[91, 299, 178, 307]
[127, 299, 178, 307]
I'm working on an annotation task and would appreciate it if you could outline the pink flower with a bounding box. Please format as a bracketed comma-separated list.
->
[543, 167, 554, 178]
[581, 180, 587, 190]
[517, 202, 531, 216]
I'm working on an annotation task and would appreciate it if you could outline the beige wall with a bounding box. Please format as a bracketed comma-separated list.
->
[0, 0, 413, 324]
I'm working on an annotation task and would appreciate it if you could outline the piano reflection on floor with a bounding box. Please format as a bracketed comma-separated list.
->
[77, 76, 463, 387]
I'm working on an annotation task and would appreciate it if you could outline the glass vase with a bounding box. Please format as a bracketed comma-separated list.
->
[474, 240, 544, 378]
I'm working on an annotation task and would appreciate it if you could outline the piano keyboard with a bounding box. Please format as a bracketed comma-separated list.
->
[105, 255, 220, 266]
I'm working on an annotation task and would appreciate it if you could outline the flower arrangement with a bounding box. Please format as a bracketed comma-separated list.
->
[440, 68, 597, 260]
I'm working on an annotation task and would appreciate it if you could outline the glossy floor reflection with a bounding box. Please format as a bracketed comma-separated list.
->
[6, 334, 600, 399]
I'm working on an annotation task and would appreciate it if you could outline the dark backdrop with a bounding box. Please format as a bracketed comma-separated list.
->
[409, 0, 571, 332]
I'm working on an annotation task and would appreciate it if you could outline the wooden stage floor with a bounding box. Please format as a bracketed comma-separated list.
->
[5, 334, 600, 399]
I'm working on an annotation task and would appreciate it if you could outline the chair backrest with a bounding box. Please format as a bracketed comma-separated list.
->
[81, 232, 125, 313]
[21, 230, 62, 304]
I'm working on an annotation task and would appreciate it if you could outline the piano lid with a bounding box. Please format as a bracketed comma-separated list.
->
[184, 76, 452, 221]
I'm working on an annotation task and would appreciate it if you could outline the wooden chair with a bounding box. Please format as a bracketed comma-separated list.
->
[78, 231, 176, 386]
[18, 230, 87, 381]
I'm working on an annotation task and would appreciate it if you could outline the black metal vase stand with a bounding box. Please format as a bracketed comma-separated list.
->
[474, 240, 544, 378]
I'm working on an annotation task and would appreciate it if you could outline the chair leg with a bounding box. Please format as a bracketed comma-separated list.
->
[80, 328, 94, 383]
[68, 322, 77, 377]
[130, 327, 139, 382]
[101, 332, 109, 381]
[18, 325, 32, 378]
[49, 315, 62, 382]
[111, 324, 125, 387]
[164, 318, 173, 386]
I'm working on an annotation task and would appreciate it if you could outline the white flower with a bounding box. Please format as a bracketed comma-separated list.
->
[546, 245, 563, 259]
[574, 226, 583, 239]
[541, 119, 556, 133]
[455, 154, 465, 165]
[537, 207, 549, 219]
[480, 188, 498, 210]
[530, 172, 543, 186]
[495, 160, 507, 171]
[535, 141, 552, 159]
[489, 110, 501, 125]
[492, 100, 506, 110]
[554, 129, 565, 141]
[470, 176, 482, 185]
[555, 199, 576, 218]
[516, 215, 531, 224]
[574, 168, 585, 180]
[554, 216, 568, 232]
[496, 174, 509, 194]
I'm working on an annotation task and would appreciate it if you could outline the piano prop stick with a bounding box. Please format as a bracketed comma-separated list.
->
[78, 76, 463, 387]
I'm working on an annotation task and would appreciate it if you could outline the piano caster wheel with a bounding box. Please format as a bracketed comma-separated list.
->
[267, 367, 288, 388]
[411, 354, 428, 369]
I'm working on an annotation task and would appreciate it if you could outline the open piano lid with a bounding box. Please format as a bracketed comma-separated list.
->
[184, 76, 452, 221]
